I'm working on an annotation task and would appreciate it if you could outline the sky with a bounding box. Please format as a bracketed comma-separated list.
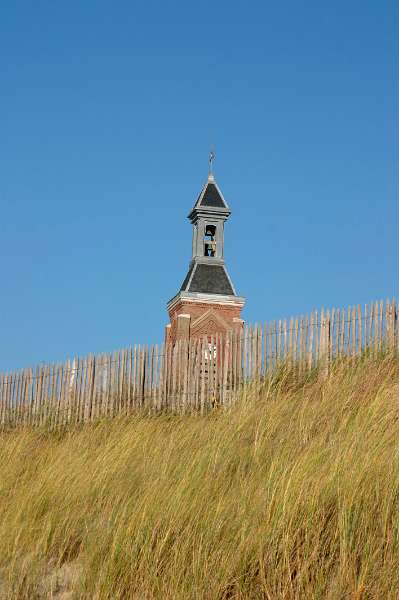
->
[1, 1, 398, 372]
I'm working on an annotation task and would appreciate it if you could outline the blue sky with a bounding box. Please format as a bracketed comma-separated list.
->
[1, 1, 398, 371]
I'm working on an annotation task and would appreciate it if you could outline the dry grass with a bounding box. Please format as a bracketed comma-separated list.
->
[1, 354, 399, 599]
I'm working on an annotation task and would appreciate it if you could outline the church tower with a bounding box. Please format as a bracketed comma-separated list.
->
[165, 168, 245, 344]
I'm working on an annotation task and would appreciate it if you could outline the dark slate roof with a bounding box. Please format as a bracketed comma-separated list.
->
[191, 180, 229, 213]
[199, 183, 226, 208]
[183, 263, 234, 295]
[180, 264, 194, 291]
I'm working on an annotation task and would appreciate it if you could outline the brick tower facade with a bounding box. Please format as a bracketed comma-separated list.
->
[165, 170, 245, 344]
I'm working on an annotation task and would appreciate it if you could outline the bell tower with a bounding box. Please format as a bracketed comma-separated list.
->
[165, 168, 245, 344]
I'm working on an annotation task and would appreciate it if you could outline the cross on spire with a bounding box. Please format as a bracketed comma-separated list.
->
[208, 149, 215, 177]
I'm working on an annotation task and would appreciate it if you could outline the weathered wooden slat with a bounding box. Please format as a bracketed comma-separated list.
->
[0, 374, 4, 427]
[13, 371, 19, 427]
[282, 319, 287, 368]
[146, 345, 153, 412]
[171, 342, 177, 413]
[370, 302, 374, 356]
[113, 351, 119, 414]
[7, 373, 14, 428]
[194, 339, 202, 411]
[200, 337, 205, 408]
[164, 342, 171, 411]
[23, 369, 30, 426]
[41, 365, 49, 424]
[308, 311, 314, 370]
[249, 326, 254, 381]
[351, 306, 356, 357]
[357, 305, 362, 355]
[240, 328, 245, 388]
[83, 356, 91, 422]
[242, 325, 248, 381]
[232, 330, 238, 391]
[299, 316, 305, 372]
[387, 299, 395, 353]
[262, 322, 267, 377]
[273, 321, 279, 369]
[7, 373, 12, 426]
[22, 369, 29, 427]
[156, 343, 163, 412]
[338, 309, 344, 357]
[77, 356, 87, 423]
[152, 344, 158, 413]
[13, 372, 21, 428]
[247, 325, 252, 380]
[319, 310, 325, 370]
[222, 332, 230, 407]
[208, 334, 214, 409]
[178, 340, 184, 412]
[58, 364, 65, 426]
[126, 347, 132, 414]
[12, 371, 23, 427]
[293, 317, 298, 368]
[40, 364, 48, 426]
[219, 333, 224, 404]
[163, 342, 170, 412]
[3, 373, 10, 427]
[344, 306, 350, 356]
[34, 366, 43, 426]
[12, 372, 22, 427]
[304, 315, 310, 371]
[11, 372, 17, 426]
[334, 308, 340, 361]
[18, 370, 26, 427]
[217, 333, 222, 403]
[90, 356, 98, 422]
[214, 333, 220, 406]
[330, 309, 335, 362]
[137, 344, 143, 410]
[373, 301, 379, 357]
[118, 350, 124, 414]
[276, 320, 281, 366]
[183, 339, 188, 413]
[169, 341, 175, 410]
[131, 345, 137, 410]
[62, 362, 70, 425]
[186, 339, 193, 412]
[291, 319, 296, 365]
[71, 359, 80, 423]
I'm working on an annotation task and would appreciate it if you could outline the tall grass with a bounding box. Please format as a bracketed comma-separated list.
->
[1, 355, 399, 599]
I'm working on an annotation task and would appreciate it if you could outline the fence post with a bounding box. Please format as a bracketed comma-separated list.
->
[319, 310, 331, 379]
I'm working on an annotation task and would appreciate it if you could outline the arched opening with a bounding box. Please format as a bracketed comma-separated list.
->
[204, 224, 216, 257]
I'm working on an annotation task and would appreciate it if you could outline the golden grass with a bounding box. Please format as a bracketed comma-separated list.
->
[1, 355, 399, 599]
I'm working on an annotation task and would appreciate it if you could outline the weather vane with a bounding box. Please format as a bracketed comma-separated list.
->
[208, 149, 215, 176]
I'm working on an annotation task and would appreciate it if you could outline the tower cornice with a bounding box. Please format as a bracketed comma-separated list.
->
[167, 291, 246, 314]
[188, 205, 230, 223]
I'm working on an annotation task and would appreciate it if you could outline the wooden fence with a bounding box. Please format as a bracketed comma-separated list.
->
[1, 299, 398, 429]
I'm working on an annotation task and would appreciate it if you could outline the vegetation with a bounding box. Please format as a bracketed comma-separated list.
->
[1, 354, 399, 599]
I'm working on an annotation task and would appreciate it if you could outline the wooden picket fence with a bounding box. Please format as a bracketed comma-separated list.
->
[0, 299, 398, 429]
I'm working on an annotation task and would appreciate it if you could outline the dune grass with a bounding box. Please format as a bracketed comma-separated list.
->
[1, 354, 399, 599]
